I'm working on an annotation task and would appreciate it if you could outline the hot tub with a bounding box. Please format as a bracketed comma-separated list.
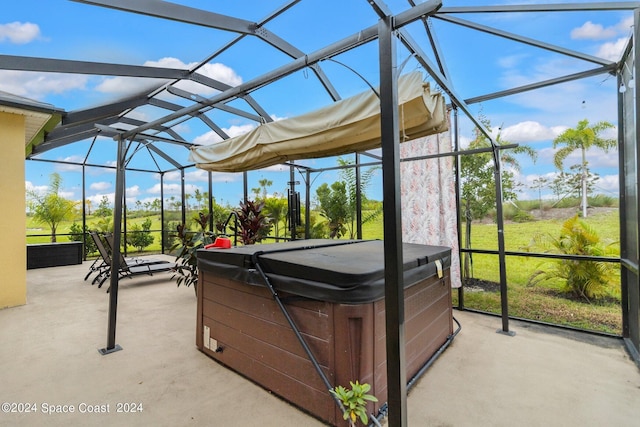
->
[196, 239, 452, 426]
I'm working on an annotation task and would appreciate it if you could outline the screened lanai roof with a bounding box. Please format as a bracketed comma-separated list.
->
[4, 3, 640, 425]
[1, 0, 634, 175]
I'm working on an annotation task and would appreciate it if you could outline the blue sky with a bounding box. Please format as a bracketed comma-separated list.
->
[1, 0, 632, 210]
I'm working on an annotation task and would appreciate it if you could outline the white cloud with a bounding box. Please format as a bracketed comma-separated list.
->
[59, 191, 75, 199]
[225, 123, 256, 138]
[616, 16, 634, 34]
[90, 181, 111, 191]
[86, 193, 115, 206]
[586, 147, 619, 169]
[211, 172, 241, 184]
[457, 135, 473, 150]
[95, 76, 166, 96]
[193, 130, 223, 145]
[147, 183, 180, 195]
[184, 169, 210, 182]
[151, 182, 200, 195]
[595, 37, 628, 62]
[96, 57, 243, 97]
[173, 61, 243, 96]
[0, 70, 88, 100]
[0, 22, 40, 44]
[497, 54, 528, 69]
[193, 123, 256, 145]
[256, 164, 290, 173]
[500, 121, 561, 143]
[25, 181, 48, 196]
[522, 171, 559, 187]
[161, 171, 181, 182]
[53, 155, 84, 172]
[161, 168, 240, 185]
[123, 110, 151, 122]
[550, 125, 569, 136]
[570, 21, 617, 40]
[126, 185, 141, 197]
[595, 174, 619, 193]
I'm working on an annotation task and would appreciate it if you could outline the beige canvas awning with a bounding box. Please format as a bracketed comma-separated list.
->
[188, 71, 448, 172]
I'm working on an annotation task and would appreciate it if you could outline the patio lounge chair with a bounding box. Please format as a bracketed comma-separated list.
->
[84, 232, 161, 284]
[86, 232, 176, 288]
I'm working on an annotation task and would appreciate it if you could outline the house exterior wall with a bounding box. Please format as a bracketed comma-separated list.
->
[0, 111, 27, 308]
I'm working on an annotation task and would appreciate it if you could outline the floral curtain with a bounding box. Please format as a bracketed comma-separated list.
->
[400, 127, 461, 288]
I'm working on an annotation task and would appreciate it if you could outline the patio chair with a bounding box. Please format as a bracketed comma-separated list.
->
[84, 232, 158, 284]
[84, 232, 116, 284]
[86, 232, 176, 288]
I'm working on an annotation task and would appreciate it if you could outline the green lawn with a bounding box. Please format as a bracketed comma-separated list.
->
[351, 208, 621, 334]
[457, 209, 622, 334]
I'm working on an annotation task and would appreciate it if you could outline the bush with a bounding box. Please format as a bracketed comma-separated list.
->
[589, 194, 618, 208]
[230, 200, 272, 245]
[552, 197, 581, 209]
[127, 218, 154, 252]
[512, 210, 535, 223]
[526, 215, 619, 302]
[68, 222, 97, 256]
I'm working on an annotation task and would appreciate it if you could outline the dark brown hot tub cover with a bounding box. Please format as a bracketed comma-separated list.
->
[197, 239, 451, 304]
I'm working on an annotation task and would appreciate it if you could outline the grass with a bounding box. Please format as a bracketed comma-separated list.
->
[27, 206, 623, 334]
[456, 209, 622, 334]
[359, 207, 621, 334]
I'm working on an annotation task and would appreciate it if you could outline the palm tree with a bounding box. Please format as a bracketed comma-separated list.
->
[553, 119, 615, 218]
[27, 173, 77, 242]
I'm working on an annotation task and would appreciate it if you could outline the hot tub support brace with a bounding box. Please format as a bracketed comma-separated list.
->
[251, 243, 365, 417]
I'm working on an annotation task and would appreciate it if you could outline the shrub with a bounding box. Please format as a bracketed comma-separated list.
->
[527, 215, 619, 302]
[230, 199, 272, 245]
[512, 210, 535, 223]
[127, 218, 154, 252]
[589, 194, 618, 208]
[68, 222, 97, 256]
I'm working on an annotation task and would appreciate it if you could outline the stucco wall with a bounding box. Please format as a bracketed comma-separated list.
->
[0, 112, 27, 308]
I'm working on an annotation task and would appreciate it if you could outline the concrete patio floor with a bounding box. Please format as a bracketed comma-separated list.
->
[1, 259, 638, 426]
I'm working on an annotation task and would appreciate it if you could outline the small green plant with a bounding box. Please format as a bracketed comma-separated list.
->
[526, 215, 619, 302]
[330, 381, 378, 426]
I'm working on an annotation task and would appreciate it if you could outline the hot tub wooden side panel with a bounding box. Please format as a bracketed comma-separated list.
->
[198, 272, 345, 425]
[197, 266, 452, 426]
[372, 272, 452, 405]
[200, 277, 332, 359]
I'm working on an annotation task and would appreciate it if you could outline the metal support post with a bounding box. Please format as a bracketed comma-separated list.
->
[379, 15, 408, 427]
